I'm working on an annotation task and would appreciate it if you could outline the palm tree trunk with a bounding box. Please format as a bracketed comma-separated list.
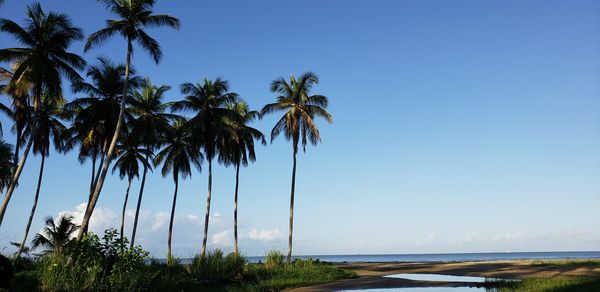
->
[83, 145, 104, 234]
[89, 154, 96, 194]
[120, 176, 132, 251]
[287, 149, 297, 264]
[167, 175, 179, 263]
[0, 133, 34, 227]
[78, 38, 132, 240]
[13, 130, 21, 169]
[201, 159, 213, 257]
[233, 163, 240, 255]
[16, 154, 45, 258]
[130, 155, 149, 248]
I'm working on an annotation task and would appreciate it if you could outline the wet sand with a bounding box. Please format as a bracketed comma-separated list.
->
[288, 260, 600, 291]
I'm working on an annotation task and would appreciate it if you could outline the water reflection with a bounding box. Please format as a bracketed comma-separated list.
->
[339, 288, 487, 292]
[342, 287, 486, 292]
[384, 273, 498, 283]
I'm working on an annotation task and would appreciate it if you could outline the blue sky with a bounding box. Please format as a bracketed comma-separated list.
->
[1, 0, 599, 257]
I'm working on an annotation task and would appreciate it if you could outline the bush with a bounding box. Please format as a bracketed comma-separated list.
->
[36, 228, 150, 291]
[187, 249, 246, 283]
[265, 250, 284, 269]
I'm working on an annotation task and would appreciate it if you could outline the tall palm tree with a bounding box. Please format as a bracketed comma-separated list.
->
[79, 0, 180, 240]
[66, 57, 141, 231]
[261, 72, 333, 263]
[111, 133, 152, 247]
[0, 62, 32, 160]
[0, 139, 13, 193]
[31, 215, 79, 254]
[219, 101, 265, 255]
[128, 78, 174, 247]
[172, 78, 239, 257]
[16, 93, 68, 258]
[0, 2, 85, 227]
[154, 118, 202, 261]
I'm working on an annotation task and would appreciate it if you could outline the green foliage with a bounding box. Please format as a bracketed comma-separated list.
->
[265, 249, 284, 269]
[187, 249, 246, 283]
[496, 277, 600, 291]
[243, 258, 354, 291]
[35, 229, 150, 291]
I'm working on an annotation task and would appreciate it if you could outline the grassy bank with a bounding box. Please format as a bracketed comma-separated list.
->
[495, 277, 600, 291]
[6, 255, 353, 292]
[2, 231, 353, 291]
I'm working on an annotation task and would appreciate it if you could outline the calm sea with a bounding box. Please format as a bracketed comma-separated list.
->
[244, 251, 600, 263]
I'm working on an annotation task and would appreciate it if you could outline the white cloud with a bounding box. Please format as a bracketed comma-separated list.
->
[58, 203, 117, 234]
[212, 230, 231, 246]
[464, 232, 478, 242]
[493, 231, 526, 241]
[49, 204, 287, 257]
[248, 228, 281, 242]
[152, 212, 169, 231]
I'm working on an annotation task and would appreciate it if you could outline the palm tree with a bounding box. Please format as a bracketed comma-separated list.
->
[261, 72, 333, 263]
[111, 132, 152, 248]
[78, 0, 180, 240]
[66, 57, 141, 231]
[128, 78, 175, 247]
[0, 139, 13, 193]
[172, 78, 239, 257]
[154, 118, 202, 261]
[31, 215, 79, 254]
[16, 93, 68, 258]
[0, 63, 32, 158]
[219, 102, 265, 255]
[0, 2, 85, 227]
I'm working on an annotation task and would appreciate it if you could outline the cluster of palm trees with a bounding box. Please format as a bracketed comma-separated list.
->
[0, 1, 332, 263]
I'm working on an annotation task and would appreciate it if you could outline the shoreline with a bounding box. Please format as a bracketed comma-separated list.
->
[288, 260, 600, 291]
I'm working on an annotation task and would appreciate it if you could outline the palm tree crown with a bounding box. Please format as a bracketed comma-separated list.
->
[219, 101, 266, 167]
[173, 78, 240, 160]
[0, 139, 13, 192]
[261, 72, 333, 152]
[85, 0, 180, 63]
[31, 215, 79, 254]
[154, 118, 202, 181]
[0, 2, 85, 108]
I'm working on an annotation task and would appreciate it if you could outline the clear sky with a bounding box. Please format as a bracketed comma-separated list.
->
[0, 0, 599, 257]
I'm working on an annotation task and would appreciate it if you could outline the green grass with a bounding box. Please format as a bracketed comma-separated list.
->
[240, 259, 354, 291]
[494, 277, 600, 291]
[528, 259, 600, 267]
[3, 251, 354, 291]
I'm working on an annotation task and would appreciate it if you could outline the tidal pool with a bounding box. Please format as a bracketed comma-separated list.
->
[384, 273, 496, 283]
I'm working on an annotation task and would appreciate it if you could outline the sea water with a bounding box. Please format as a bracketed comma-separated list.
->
[244, 250, 600, 263]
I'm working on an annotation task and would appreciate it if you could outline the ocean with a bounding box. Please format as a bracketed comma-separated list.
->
[243, 251, 600, 263]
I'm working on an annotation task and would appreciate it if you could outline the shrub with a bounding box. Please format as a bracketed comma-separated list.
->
[265, 250, 284, 269]
[36, 228, 150, 291]
[187, 249, 246, 283]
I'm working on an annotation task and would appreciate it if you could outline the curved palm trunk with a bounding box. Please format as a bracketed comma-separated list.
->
[233, 163, 240, 255]
[287, 149, 297, 264]
[0, 133, 34, 227]
[120, 176, 132, 250]
[14, 131, 21, 168]
[167, 175, 179, 263]
[78, 39, 132, 240]
[201, 159, 213, 257]
[83, 150, 103, 234]
[130, 157, 149, 248]
[89, 155, 96, 194]
[16, 154, 45, 258]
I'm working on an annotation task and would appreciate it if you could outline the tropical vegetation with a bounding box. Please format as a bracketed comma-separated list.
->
[0, 1, 336, 291]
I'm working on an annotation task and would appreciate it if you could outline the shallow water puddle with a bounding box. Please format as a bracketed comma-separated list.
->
[340, 287, 486, 291]
[384, 273, 492, 283]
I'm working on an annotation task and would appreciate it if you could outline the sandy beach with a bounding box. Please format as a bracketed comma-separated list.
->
[289, 260, 600, 291]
